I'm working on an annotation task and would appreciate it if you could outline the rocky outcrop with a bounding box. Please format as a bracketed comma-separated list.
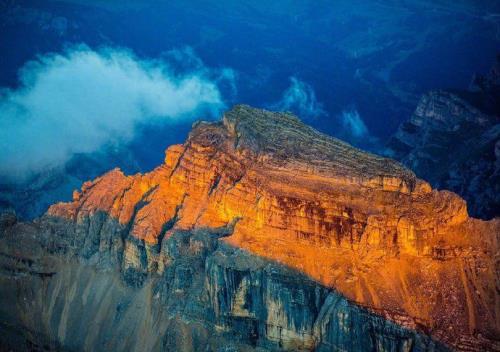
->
[1, 105, 499, 351]
[387, 90, 499, 219]
[0, 215, 444, 352]
[0, 146, 140, 220]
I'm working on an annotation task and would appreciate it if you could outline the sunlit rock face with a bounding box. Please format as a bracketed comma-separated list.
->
[0, 222, 444, 352]
[1, 105, 499, 351]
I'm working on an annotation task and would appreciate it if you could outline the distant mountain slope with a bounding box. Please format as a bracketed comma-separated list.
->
[387, 58, 500, 219]
[0, 146, 140, 220]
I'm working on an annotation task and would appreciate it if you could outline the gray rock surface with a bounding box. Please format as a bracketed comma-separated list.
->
[0, 212, 446, 352]
[387, 90, 499, 219]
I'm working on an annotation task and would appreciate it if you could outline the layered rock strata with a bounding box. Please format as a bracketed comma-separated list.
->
[387, 85, 499, 219]
[1, 105, 499, 351]
[0, 218, 446, 351]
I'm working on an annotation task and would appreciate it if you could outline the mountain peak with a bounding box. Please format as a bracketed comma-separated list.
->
[188, 104, 424, 193]
[20, 106, 498, 350]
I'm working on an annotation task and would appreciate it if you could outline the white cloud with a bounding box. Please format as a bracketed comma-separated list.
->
[271, 77, 326, 119]
[339, 109, 369, 138]
[336, 108, 386, 153]
[0, 45, 231, 179]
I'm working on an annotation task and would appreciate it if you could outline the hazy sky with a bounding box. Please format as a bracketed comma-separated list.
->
[1, 0, 498, 180]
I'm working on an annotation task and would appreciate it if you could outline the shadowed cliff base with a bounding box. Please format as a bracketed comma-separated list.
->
[0, 212, 449, 352]
[0, 105, 498, 351]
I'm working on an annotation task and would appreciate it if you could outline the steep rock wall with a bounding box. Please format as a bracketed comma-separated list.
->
[0, 216, 444, 351]
[1, 105, 498, 351]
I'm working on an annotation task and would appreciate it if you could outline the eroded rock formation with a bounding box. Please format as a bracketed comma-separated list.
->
[387, 58, 500, 219]
[1, 105, 499, 351]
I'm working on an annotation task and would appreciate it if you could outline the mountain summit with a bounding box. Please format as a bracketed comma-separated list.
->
[1, 105, 499, 351]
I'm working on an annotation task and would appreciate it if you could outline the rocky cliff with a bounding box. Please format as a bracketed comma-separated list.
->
[1, 105, 499, 351]
[387, 58, 500, 220]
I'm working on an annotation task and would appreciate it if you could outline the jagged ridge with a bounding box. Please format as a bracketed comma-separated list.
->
[2, 105, 499, 351]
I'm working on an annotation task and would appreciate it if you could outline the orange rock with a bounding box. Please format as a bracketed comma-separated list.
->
[47, 105, 500, 350]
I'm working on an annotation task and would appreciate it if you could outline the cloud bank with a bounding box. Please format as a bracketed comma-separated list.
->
[0, 46, 231, 179]
[271, 77, 326, 119]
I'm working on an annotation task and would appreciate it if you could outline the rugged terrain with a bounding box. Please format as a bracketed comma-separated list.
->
[1, 105, 499, 351]
[0, 146, 140, 220]
[387, 58, 500, 219]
